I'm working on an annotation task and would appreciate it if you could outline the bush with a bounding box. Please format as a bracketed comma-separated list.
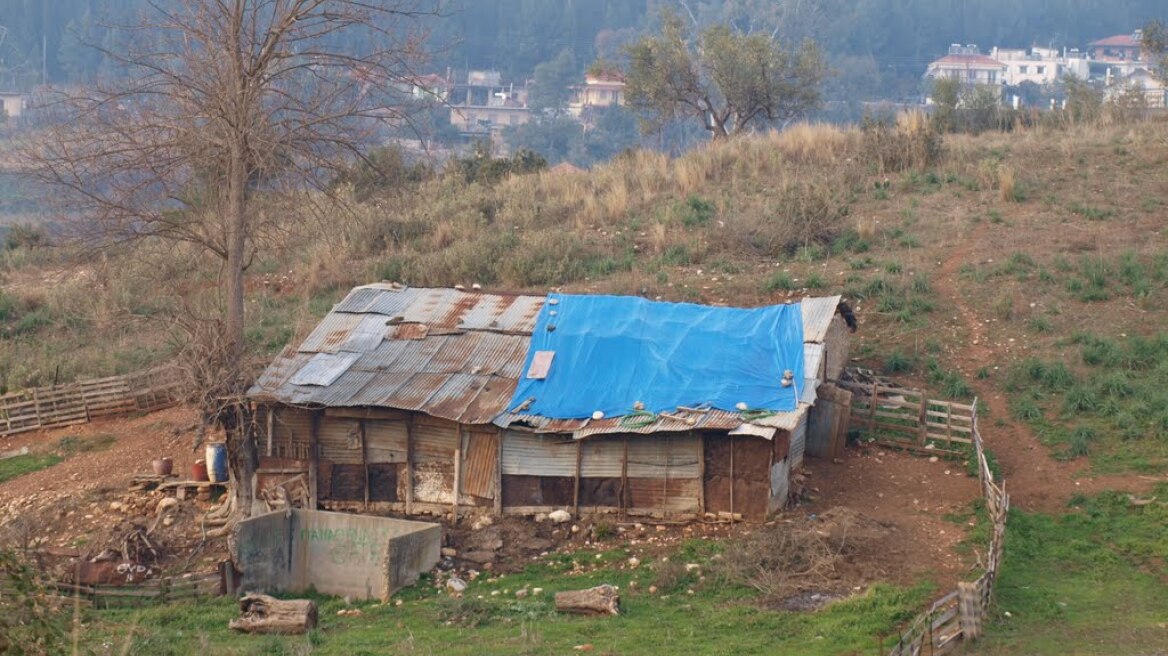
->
[710, 521, 857, 600]
[861, 112, 942, 174]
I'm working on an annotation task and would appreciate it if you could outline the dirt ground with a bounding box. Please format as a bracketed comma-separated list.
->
[0, 407, 231, 576]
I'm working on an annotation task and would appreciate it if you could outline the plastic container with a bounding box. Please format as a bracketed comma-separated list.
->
[205, 442, 229, 483]
[191, 459, 209, 482]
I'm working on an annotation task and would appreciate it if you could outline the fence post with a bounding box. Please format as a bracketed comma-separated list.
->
[868, 383, 878, 435]
[958, 581, 983, 640]
[917, 394, 927, 446]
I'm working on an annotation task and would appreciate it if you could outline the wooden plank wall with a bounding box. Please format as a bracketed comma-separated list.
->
[0, 367, 182, 438]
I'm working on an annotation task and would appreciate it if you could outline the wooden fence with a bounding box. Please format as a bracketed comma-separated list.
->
[837, 379, 974, 454]
[884, 402, 1010, 655]
[0, 367, 182, 438]
[4, 565, 229, 610]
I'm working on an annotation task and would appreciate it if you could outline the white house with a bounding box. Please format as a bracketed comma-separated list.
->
[0, 92, 25, 120]
[990, 47, 1090, 87]
[925, 45, 1007, 86]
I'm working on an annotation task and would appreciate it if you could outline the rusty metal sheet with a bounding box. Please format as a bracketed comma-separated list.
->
[297, 313, 363, 354]
[332, 286, 385, 314]
[801, 295, 842, 343]
[461, 431, 498, 498]
[422, 373, 488, 421]
[501, 430, 576, 476]
[393, 323, 429, 340]
[627, 477, 700, 514]
[459, 379, 519, 426]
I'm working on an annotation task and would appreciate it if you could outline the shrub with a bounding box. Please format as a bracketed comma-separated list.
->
[861, 111, 942, 174]
[681, 195, 715, 227]
[763, 271, 796, 292]
[883, 351, 914, 374]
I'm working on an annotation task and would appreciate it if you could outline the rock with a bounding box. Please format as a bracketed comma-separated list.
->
[491, 590, 500, 596]
[523, 537, 553, 552]
[461, 551, 496, 565]
[534, 513, 548, 522]
[549, 509, 572, 524]
[162, 516, 174, 527]
[573, 645, 594, 652]
[155, 497, 179, 516]
[627, 556, 640, 568]
[928, 456, 939, 463]
[446, 577, 468, 594]
[471, 515, 494, 531]
[684, 563, 700, 572]
[515, 589, 528, 599]
[648, 585, 658, 594]
[570, 524, 580, 533]
[109, 501, 124, 512]
[394, 599, 403, 607]
[532, 587, 543, 595]
[440, 547, 458, 558]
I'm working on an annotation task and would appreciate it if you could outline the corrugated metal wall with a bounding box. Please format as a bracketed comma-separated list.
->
[411, 418, 459, 504]
[790, 413, 808, 470]
[502, 431, 576, 476]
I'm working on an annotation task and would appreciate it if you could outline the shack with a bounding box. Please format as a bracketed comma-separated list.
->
[247, 285, 851, 522]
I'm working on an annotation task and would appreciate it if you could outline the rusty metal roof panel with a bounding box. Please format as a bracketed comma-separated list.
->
[460, 378, 519, 425]
[801, 295, 842, 343]
[297, 313, 363, 354]
[421, 373, 488, 421]
[339, 314, 389, 353]
[343, 372, 413, 407]
[384, 372, 451, 411]
[489, 294, 545, 333]
[284, 370, 376, 406]
[333, 286, 386, 314]
[466, 334, 528, 377]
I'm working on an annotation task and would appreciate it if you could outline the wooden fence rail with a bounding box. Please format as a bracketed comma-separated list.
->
[0, 367, 182, 438]
[2, 567, 228, 610]
[837, 379, 975, 454]
[885, 400, 1010, 655]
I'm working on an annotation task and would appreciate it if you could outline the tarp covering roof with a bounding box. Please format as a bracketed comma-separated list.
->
[507, 293, 804, 419]
[249, 285, 841, 434]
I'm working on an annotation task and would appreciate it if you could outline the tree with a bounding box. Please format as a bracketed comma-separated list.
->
[22, 0, 434, 517]
[1142, 19, 1168, 80]
[529, 48, 579, 116]
[623, 10, 826, 139]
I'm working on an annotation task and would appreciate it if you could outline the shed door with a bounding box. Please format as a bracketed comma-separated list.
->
[461, 430, 499, 500]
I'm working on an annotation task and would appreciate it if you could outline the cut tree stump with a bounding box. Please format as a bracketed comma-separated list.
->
[228, 594, 318, 635]
[554, 584, 620, 616]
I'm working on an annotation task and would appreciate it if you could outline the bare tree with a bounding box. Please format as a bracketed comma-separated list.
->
[21, 0, 436, 515]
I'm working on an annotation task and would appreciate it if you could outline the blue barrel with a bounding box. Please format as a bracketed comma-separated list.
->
[205, 443, 229, 483]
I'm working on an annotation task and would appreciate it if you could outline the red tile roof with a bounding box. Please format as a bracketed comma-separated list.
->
[1089, 34, 1141, 48]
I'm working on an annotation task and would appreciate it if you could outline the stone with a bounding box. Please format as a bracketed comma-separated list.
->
[928, 456, 939, 463]
[462, 551, 496, 565]
[446, 577, 468, 594]
[471, 515, 494, 531]
[684, 563, 700, 572]
[440, 547, 458, 558]
[627, 556, 640, 568]
[532, 587, 543, 595]
[155, 497, 179, 516]
[548, 509, 572, 524]
[523, 537, 553, 552]
[515, 589, 528, 599]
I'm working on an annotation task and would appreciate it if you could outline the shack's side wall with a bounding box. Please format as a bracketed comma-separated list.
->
[823, 315, 851, 382]
[501, 430, 702, 516]
[702, 434, 772, 522]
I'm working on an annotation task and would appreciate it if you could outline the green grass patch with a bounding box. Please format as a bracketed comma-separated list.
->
[75, 543, 932, 655]
[0, 453, 64, 484]
[976, 488, 1168, 654]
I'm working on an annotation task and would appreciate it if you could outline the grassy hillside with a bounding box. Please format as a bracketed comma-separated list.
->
[4, 114, 1168, 652]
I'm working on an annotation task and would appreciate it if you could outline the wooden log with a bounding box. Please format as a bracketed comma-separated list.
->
[228, 594, 318, 635]
[554, 584, 620, 616]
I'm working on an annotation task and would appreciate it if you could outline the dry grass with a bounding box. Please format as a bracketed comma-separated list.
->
[998, 166, 1017, 202]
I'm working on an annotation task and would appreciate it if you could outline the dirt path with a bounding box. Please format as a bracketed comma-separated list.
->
[933, 224, 1164, 513]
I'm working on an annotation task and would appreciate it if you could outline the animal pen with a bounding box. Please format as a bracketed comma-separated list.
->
[247, 285, 853, 522]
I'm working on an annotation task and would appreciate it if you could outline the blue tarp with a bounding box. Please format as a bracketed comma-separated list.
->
[508, 294, 804, 419]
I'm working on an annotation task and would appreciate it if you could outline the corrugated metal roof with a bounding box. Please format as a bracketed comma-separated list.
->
[801, 295, 841, 343]
[250, 286, 837, 433]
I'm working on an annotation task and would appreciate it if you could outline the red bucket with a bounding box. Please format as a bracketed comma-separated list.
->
[191, 459, 209, 482]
